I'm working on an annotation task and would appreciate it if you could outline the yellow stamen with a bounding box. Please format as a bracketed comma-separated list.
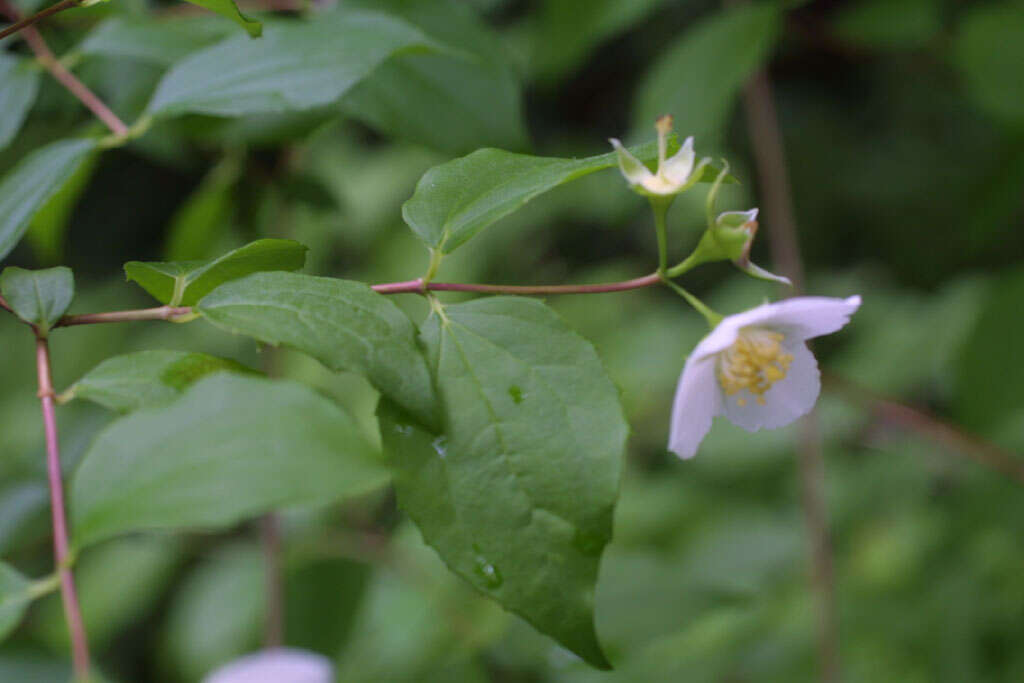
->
[717, 327, 793, 407]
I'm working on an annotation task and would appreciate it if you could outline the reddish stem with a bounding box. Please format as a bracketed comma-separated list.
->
[35, 336, 91, 681]
[0, 0, 128, 136]
[372, 273, 661, 295]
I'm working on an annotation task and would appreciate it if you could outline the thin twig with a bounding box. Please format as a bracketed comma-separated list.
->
[0, 0, 78, 41]
[56, 305, 192, 327]
[824, 372, 1024, 485]
[736, 33, 842, 683]
[35, 336, 91, 681]
[0, 0, 128, 136]
[52, 274, 664, 327]
[375, 273, 662, 295]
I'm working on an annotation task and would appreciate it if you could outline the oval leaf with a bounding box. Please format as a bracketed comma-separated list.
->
[124, 238, 307, 306]
[77, 16, 235, 67]
[71, 373, 388, 548]
[0, 138, 96, 262]
[0, 266, 74, 334]
[0, 54, 41, 151]
[402, 139, 728, 254]
[0, 562, 31, 643]
[64, 350, 257, 413]
[382, 296, 627, 668]
[632, 2, 780, 143]
[197, 271, 437, 428]
[340, 0, 527, 154]
[183, 0, 262, 38]
[146, 10, 437, 118]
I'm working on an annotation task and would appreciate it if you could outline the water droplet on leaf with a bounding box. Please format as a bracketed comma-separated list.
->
[431, 435, 448, 458]
[473, 554, 503, 588]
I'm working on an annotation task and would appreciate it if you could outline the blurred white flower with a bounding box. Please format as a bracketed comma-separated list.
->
[204, 648, 333, 683]
[669, 295, 862, 458]
[610, 115, 709, 196]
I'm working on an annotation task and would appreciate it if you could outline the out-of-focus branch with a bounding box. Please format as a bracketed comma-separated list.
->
[0, 0, 78, 41]
[732, 3, 841, 678]
[824, 372, 1024, 486]
[0, 0, 128, 136]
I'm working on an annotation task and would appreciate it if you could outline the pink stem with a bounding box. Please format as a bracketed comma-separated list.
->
[371, 273, 661, 295]
[52, 274, 663, 327]
[35, 337, 91, 681]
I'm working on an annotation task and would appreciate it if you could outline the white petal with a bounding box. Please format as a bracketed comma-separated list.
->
[609, 138, 654, 187]
[204, 649, 333, 683]
[721, 341, 820, 431]
[662, 136, 695, 184]
[754, 295, 862, 341]
[668, 355, 722, 458]
[695, 295, 861, 360]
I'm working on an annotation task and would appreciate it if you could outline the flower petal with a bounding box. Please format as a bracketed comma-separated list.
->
[755, 295, 862, 341]
[609, 138, 654, 187]
[668, 355, 722, 458]
[694, 295, 861, 359]
[204, 648, 333, 683]
[662, 136, 696, 184]
[720, 341, 820, 431]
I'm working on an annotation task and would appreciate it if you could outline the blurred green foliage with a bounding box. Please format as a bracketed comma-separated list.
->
[1, 0, 1023, 680]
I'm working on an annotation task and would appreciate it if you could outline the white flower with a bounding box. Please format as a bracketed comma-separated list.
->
[610, 116, 709, 197]
[203, 648, 333, 683]
[668, 295, 862, 459]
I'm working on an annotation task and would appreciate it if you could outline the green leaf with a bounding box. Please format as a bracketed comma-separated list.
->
[832, 0, 941, 49]
[0, 561, 32, 643]
[197, 271, 437, 428]
[632, 2, 780, 143]
[532, 0, 666, 80]
[403, 142, 734, 253]
[76, 16, 235, 67]
[64, 350, 257, 413]
[0, 54, 41, 151]
[0, 266, 74, 334]
[160, 543, 264, 681]
[340, 0, 527, 154]
[146, 10, 437, 118]
[124, 238, 307, 306]
[951, 2, 1024, 125]
[956, 267, 1024, 432]
[382, 297, 627, 669]
[0, 138, 96, 262]
[402, 140, 650, 253]
[71, 373, 388, 548]
[182, 0, 262, 38]
[25, 153, 98, 264]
